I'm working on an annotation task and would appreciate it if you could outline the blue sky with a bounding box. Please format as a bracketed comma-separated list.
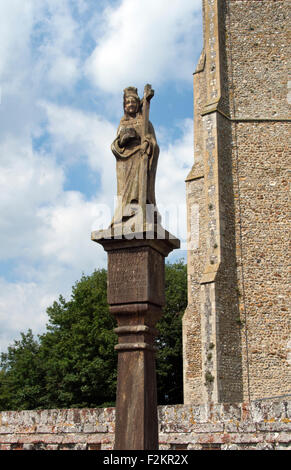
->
[0, 0, 203, 353]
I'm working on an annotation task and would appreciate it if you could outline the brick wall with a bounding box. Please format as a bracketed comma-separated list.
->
[0, 400, 290, 450]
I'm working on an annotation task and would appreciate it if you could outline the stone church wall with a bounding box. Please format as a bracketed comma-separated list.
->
[184, 0, 290, 404]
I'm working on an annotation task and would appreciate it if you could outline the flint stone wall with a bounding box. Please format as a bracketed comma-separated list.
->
[0, 400, 290, 450]
[184, 0, 290, 404]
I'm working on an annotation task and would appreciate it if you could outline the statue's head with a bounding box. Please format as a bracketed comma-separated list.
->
[123, 86, 140, 117]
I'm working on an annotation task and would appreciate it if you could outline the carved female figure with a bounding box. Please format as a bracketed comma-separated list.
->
[111, 86, 159, 228]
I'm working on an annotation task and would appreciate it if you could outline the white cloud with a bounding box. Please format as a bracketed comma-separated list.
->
[0, 0, 200, 353]
[0, 0, 90, 154]
[0, 113, 110, 351]
[0, 0, 34, 87]
[41, 101, 118, 209]
[86, 0, 202, 93]
[0, 122, 110, 266]
[158, 119, 194, 205]
[0, 113, 192, 351]
[0, 190, 106, 354]
[0, 0, 86, 105]
[0, 278, 50, 354]
[42, 102, 115, 169]
[157, 119, 193, 245]
[0, 137, 64, 260]
[0, 134, 108, 353]
[32, 1, 82, 90]
[38, 191, 106, 269]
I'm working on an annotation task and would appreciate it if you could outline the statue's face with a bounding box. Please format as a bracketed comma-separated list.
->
[124, 95, 139, 117]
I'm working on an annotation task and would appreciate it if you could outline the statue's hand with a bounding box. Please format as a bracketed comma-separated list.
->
[119, 127, 137, 147]
[141, 137, 152, 156]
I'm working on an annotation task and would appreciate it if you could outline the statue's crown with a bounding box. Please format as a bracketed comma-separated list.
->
[123, 86, 139, 99]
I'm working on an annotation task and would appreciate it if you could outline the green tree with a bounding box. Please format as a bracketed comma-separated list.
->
[39, 269, 117, 408]
[156, 261, 187, 404]
[0, 330, 44, 410]
[0, 269, 117, 410]
[0, 262, 187, 410]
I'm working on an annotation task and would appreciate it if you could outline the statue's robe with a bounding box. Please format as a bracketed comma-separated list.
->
[111, 113, 159, 227]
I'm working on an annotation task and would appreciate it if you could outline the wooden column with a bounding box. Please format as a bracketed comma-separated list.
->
[92, 229, 179, 450]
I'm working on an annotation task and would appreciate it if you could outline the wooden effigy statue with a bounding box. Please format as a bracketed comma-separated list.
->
[111, 85, 160, 230]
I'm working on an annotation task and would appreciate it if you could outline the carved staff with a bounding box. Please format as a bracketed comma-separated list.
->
[140, 84, 154, 218]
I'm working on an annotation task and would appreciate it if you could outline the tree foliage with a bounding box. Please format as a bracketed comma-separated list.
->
[156, 260, 187, 405]
[0, 262, 187, 410]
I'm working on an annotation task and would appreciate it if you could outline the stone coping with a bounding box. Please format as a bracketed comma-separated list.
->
[0, 400, 290, 450]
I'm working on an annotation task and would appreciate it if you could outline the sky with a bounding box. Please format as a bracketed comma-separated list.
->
[0, 0, 203, 353]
